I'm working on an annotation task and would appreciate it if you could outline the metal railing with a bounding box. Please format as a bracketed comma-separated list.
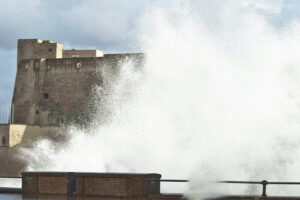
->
[2, 176, 300, 197]
[159, 179, 300, 197]
[219, 180, 300, 197]
[0, 176, 21, 179]
[0, 104, 13, 124]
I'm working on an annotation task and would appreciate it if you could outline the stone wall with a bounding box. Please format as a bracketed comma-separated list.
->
[12, 53, 144, 126]
[0, 124, 27, 147]
[63, 49, 103, 58]
[9, 124, 27, 147]
[0, 125, 9, 147]
[13, 39, 144, 126]
[0, 124, 62, 148]
[17, 39, 62, 65]
[0, 124, 65, 176]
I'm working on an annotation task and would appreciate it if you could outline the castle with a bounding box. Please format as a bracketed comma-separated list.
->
[0, 39, 144, 175]
[13, 39, 143, 126]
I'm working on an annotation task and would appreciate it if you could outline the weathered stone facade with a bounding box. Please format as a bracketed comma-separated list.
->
[0, 124, 67, 176]
[63, 49, 103, 58]
[0, 39, 144, 176]
[12, 39, 144, 126]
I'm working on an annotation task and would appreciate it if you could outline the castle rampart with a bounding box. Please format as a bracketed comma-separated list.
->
[63, 49, 103, 58]
[12, 39, 144, 126]
[0, 39, 144, 176]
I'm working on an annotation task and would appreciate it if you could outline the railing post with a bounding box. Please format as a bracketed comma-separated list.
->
[10, 103, 14, 124]
[261, 180, 268, 197]
[9, 103, 11, 124]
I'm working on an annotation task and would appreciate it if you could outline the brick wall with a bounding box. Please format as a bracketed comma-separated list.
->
[21, 172, 167, 199]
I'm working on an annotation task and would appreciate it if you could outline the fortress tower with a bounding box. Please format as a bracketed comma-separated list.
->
[17, 39, 63, 65]
[0, 39, 143, 175]
[12, 39, 143, 126]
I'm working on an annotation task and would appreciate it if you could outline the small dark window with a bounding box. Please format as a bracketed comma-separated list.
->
[1, 136, 5, 145]
[44, 93, 49, 99]
[36, 110, 39, 115]
[48, 48, 53, 52]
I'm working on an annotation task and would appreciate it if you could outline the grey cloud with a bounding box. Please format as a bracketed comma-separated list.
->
[0, 0, 295, 51]
[0, 0, 300, 105]
[0, 0, 153, 105]
[0, 0, 152, 52]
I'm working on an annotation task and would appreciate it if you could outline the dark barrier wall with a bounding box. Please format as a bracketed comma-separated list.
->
[22, 172, 169, 199]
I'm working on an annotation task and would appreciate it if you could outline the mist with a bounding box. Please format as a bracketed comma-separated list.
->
[16, 1, 300, 198]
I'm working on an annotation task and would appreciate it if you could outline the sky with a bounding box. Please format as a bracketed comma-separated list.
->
[1, 0, 300, 105]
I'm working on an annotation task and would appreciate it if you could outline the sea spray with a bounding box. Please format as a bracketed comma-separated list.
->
[18, 0, 300, 198]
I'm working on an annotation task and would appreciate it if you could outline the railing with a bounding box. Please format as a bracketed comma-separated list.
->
[159, 179, 300, 197]
[0, 176, 21, 179]
[2, 176, 300, 197]
[221, 180, 300, 197]
[0, 104, 13, 124]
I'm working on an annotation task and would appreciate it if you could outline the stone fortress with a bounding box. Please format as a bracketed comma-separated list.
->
[14, 39, 143, 126]
[0, 39, 144, 175]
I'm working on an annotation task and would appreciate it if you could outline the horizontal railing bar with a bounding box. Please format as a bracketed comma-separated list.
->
[158, 179, 300, 185]
[160, 179, 188, 182]
[219, 181, 300, 185]
[0, 176, 21, 179]
[218, 181, 262, 184]
[268, 182, 300, 185]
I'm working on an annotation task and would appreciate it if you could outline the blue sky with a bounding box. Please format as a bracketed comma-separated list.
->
[0, 0, 300, 104]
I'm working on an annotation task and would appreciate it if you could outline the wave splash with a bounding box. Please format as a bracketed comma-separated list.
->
[21, 1, 300, 198]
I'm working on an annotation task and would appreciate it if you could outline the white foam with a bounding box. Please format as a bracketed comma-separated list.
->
[19, 1, 300, 198]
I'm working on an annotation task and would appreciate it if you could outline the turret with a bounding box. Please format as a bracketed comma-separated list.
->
[17, 39, 63, 66]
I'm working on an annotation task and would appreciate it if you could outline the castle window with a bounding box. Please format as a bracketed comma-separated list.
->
[44, 93, 49, 99]
[48, 48, 53, 52]
[36, 110, 39, 115]
[1, 136, 5, 145]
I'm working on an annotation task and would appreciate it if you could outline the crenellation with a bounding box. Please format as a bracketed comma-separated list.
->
[17, 39, 63, 65]
[63, 49, 103, 58]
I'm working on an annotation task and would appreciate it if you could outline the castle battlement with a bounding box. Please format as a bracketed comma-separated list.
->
[17, 39, 106, 66]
